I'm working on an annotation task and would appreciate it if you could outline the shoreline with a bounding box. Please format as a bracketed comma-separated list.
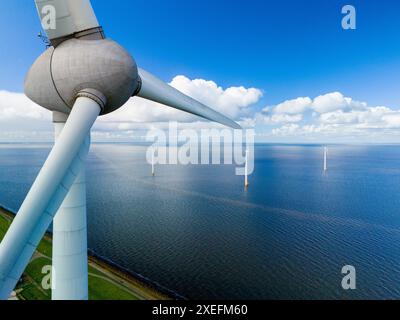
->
[0, 206, 180, 300]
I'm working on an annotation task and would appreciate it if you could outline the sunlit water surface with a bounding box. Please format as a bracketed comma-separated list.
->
[0, 143, 399, 299]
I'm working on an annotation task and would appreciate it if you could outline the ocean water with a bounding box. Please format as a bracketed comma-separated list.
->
[0, 143, 400, 299]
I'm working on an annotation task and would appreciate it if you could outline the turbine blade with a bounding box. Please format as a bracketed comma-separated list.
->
[0, 96, 101, 300]
[137, 68, 241, 129]
[35, 0, 101, 45]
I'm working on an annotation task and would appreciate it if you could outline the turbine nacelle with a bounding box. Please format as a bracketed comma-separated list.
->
[25, 38, 140, 116]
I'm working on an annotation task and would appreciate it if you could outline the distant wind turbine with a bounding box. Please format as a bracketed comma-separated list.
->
[0, 0, 240, 301]
[324, 146, 328, 172]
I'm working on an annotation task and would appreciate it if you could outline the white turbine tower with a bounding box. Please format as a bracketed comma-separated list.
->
[324, 146, 328, 172]
[0, 0, 240, 300]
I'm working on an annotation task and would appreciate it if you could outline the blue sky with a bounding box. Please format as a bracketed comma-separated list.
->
[0, 0, 399, 142]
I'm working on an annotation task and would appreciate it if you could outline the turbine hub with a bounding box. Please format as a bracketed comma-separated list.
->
[24, 38, 140, 115]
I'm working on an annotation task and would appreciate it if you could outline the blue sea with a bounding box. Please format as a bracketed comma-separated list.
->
[1, 143, 400, 299]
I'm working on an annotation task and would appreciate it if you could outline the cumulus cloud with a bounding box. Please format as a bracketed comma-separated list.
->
[262, 113, 303, 124]
[99, 75, 263, 130]
[312, 92, 367, 114]
[1, 81, 400, 143]
[259, 97, 311, 125]
[0, 90, 50, 121]
[169, 76, 262, 118]
[260, 92, 368, 124]
[0, 90, 52, 141]
[259, 92, 400, 142]
[270, 97, 312, 115]
[383, 113, 400, 128]
[272, 124, 301, 136]
[0, 76, 263, 141]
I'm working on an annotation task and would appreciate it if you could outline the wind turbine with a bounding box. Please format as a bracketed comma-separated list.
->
[0, 0, 239, 300]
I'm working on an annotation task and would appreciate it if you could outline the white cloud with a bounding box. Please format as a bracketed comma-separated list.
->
[2, 82, 400, 143]
[318, 106, 398, 128]
[383, 113, 400, 128]
[271, 97, 312, 115]
[254, 92, 400, 142]
[0, 76, 263, 141]
[97, 75, 263, 130]
[258, 97, 310, 125]
[262, 113, 303, 124]
[263, 92, 367, 119]
[272, 124, 300, 136]
[169, 76, 262, 119]
[312, 92, 367, 114]
[0, 90, 52, 141]
[0, 90, 50, 121]
[258, 92, 370, 126]
[268, 103, 400, 141]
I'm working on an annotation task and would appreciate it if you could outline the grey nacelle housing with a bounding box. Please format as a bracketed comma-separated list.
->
[25, 38, 140, 115]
